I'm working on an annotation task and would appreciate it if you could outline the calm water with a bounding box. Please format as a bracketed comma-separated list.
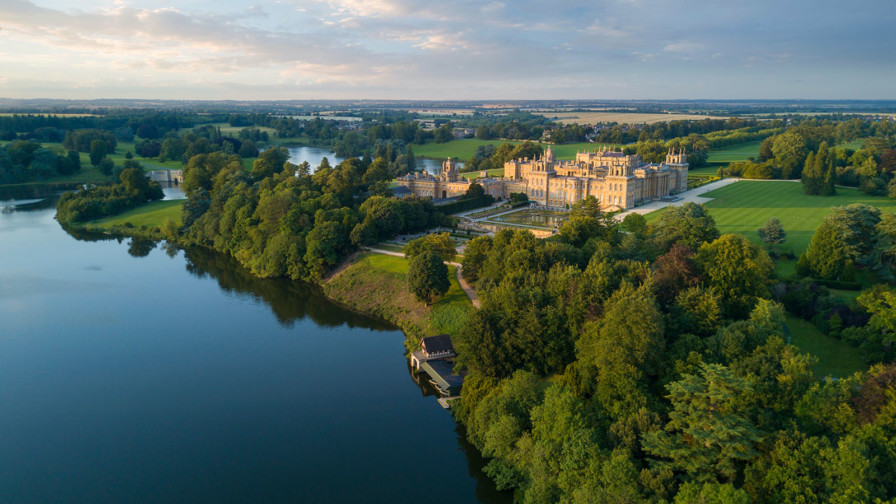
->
[285, 146, 457, 175]
[0, 189, 508, 504]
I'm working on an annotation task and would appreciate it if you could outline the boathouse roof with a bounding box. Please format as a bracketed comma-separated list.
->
[421, 334, 455, 355]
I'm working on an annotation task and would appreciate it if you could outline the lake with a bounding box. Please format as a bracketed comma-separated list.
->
[284, 146, 461, 175]
[0, 189, 508, 504]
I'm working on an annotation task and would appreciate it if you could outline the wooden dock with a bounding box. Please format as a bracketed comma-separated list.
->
[437, 396, 460, 409]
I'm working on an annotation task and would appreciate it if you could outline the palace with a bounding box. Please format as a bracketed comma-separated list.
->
[395, 146, 688, 210]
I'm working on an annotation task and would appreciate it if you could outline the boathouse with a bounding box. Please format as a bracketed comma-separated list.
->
[410, 334, 456, 370]
[410, 335, 463, 397]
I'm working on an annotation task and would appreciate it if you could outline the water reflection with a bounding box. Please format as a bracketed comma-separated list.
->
[127, 237, 157, 257]
[181, 246, 395, 331]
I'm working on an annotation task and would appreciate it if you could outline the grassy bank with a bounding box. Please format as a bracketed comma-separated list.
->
[323, 253, 473, 349]
[92, 199, 183, 228]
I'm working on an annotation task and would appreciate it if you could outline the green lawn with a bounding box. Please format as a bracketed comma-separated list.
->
[92, 199, 183, 228]
[688, 166, 725, 177]
[785, 314, 867, 378]
[461, 168, 505, 179]
[412, 139, 623, 161]
[645, 181, 896, 255]
[365, 253, 473, 336]
[706, 140, 762, 164]
[838, 139, 865, 150]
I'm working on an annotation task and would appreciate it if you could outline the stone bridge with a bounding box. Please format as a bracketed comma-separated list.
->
[146, 170, 183, 185]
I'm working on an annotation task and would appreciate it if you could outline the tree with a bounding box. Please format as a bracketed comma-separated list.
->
[652, 243, 701, 306]
[434, 122, 454, 143]
[697, 234, 773, 319]
[757, 216, 786, 247]
[620, 212, 648, 236]
[802, 142, 837, 196]
[30, 148, 58, 178]
[252, 146, 289, 179]
[461, 236, 493, 283]
[98, 157, 114, 176]
[404, 232, 457, 262]
[362, 157, 391, 185]
[559, 216, 606, 248]
[828, 204, 881, 264]
[463, 182, 486, 200]
[869, 214, 896, 279]
[56, 150, 81, 176]
[799, 216, 848, 281]
[642, 363, 762, 483]
[653, 202, 720, 251]
[405, 145, 416, 172]
[89, 139, 107, 167]
[801, 151, 822, 194]
[407, 249, 449, 304]
[576, 282, 665, 416]
[771, 131, 808, 179]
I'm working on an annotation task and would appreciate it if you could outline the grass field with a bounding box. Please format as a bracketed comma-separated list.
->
[706, 140, 762, 164]
[547, 112, 728, 125]
[92, 199, 183, 228]
[645, 181, 896, 255]
[786, 314, 867, 378]
[412, 139, 623, 161]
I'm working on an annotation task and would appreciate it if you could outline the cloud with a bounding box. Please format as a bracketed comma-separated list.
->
[663, 41, 703, 54]
[0, 0, 891, 99]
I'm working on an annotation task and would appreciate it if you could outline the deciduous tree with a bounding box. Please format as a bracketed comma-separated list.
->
[407, 249, 449, 304]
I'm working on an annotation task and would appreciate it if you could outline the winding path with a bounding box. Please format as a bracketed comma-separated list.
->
[366, 247, 481, 309]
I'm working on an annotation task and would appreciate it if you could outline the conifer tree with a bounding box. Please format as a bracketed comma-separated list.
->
[800, 217, 848, 280]
[758, 217, 786, 247]
[801, 151, 819, 195]
[643, 363, 762, 483]
[821, 161, 837, 196]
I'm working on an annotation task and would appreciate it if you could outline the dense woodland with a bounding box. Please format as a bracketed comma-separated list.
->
[455, 199, 896, 503]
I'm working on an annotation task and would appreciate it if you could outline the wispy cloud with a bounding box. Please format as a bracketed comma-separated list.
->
[0, 0, 892, 99]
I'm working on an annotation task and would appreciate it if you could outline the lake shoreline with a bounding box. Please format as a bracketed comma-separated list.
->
[62, 218, 451, 354]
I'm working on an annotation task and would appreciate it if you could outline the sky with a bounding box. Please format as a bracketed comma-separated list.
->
[0, 0, 894, 101]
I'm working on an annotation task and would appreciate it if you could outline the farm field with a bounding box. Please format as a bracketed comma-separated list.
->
[706, 140, 762, 164]
[546, 111, 728, 125]
[785, 314, 867, 378]
[644, 180, 896, 255]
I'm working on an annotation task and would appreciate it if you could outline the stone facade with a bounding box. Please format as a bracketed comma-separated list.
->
[396, 147, 688, 210]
